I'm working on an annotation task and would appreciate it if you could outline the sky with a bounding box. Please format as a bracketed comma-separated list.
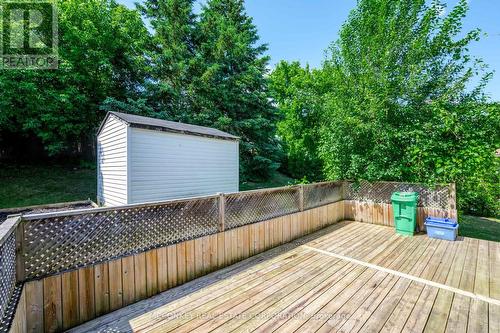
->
[117, 0, 500, 101]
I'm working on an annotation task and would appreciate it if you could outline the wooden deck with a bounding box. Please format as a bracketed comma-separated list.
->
[70, 221, 500, 333]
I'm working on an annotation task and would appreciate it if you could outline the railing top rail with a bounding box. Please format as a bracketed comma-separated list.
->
[22, 194, 220, 220]
[224, 184, 300, 196]
[0, 215, 21, 246]
[343, 180, 451, 187]
[302, 180, 344, 187]
[21, 182, 336, 220]
[0, 199, 94, 214]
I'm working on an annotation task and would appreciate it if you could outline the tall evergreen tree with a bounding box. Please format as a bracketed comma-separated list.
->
[190, 0, 282, 180]
[139, 0, 196, 118]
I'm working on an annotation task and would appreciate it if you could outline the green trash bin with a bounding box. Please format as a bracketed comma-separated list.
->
[391, 192, 419, 236]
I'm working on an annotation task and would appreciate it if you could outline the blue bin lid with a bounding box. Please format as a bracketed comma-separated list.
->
[425, 216, 458, 227]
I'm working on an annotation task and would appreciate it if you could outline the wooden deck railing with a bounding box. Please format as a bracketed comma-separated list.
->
[0, 215, 21, 330]
[1, 180, 456, 332]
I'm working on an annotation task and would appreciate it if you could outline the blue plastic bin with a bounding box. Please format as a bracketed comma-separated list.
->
[424, 217, 459, 241]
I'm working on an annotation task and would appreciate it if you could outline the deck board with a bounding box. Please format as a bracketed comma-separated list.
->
[69, 221, 500, 333]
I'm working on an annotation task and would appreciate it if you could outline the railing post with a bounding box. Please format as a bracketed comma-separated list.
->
[449, 183, 457, 211]
[218, 193, 225, 232]
[14, 216, 25, 283]
[299, 185, 304, 211]
[341, 180, 348, 200]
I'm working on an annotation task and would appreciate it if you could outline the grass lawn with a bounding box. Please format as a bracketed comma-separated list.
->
[0, 164, 295, 209]
[459, 215, 500, 242]
[239, 171, 297, 191]
[0, 164, 96, 209]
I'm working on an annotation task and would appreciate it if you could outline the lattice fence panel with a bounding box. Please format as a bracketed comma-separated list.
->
[0, 232, 16, 323]
[345, 181, 451, 209]
[303, 182, 343, 210]
[0, 284, 22, 333]
[224, 187, 301, 230]
[22, 197, 219, 280]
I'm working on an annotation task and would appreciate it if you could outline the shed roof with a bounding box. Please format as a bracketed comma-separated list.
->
[99, 112, 239, 141]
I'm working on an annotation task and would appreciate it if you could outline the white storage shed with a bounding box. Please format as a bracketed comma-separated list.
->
[97, 111, 239, 206]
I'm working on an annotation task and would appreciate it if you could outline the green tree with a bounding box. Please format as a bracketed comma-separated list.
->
[137, 0, 282, 180]
[0, 0, 149, 156]
[139, 0, 196, 118]
[188, 0, 282, 180]
[318, 0, 499, 215]
[100, 97, 155, 116]
[269, 61, 325, 181]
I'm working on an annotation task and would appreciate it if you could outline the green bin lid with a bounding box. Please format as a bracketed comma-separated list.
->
[391, 191, 419, 202]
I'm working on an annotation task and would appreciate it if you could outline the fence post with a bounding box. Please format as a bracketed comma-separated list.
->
[3, 215, 26, 283]
[340, 181, 346, 201]
[15, 220, 25, 282]
[218, 193, 225, 232]
[299, 185, 304, 211]
[449, 183, 457, 211]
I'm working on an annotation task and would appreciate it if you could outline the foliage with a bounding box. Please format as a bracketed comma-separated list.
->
[270, 0, 499, 216]
[1, 0, 281, 181]
[100, 97, 155, 116]
[0, 0, 149, 156]
[139, 0, 196, 117]
[138, 0, 282, 181]
[404, 102, 500, 216]
[191, 0, 282, 180]
[321, 0, 489, 175]
[269, 61, 325, 181]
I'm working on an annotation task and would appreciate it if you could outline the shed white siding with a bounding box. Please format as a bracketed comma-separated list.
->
[128, 128, 239, 203]
[97, 115, 128, 206]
